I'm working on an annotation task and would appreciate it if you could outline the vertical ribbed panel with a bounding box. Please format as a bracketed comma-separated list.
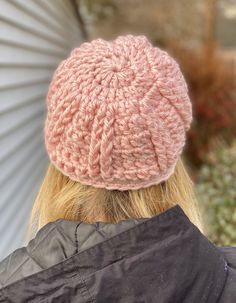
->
[0, 0, 84, 260]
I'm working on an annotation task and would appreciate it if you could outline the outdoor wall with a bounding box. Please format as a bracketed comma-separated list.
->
[0, 0, 84, 260]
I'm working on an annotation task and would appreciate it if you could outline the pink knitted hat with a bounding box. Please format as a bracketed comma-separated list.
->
[45, 35, 192, 190]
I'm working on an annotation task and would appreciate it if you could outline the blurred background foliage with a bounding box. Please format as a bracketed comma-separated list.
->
[197, 139, 236, 246]
[79, 0, 236, 246]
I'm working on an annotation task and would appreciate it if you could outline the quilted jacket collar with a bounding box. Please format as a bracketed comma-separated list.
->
[0, 205, 229, 303]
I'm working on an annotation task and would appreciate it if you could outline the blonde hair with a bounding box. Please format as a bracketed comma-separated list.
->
[30, 156, 204, 235]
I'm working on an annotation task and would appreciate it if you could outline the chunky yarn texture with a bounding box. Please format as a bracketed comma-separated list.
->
[45, 35, 192, 190]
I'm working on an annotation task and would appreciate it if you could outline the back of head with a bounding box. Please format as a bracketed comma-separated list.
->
[31, 35, 203, 234]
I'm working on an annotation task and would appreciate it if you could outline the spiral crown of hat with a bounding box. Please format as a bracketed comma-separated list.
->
[45, 35, 192, 190]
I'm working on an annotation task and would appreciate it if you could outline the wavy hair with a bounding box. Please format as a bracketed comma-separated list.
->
[29, 156, 204, 235]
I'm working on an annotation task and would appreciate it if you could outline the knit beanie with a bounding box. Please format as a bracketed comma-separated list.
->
[44, 35, 192, 191]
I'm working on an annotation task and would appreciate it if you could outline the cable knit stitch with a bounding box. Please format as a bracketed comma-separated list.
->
[44, 35, 192, 190]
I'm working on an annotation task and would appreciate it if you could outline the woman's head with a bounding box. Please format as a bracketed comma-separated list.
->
[31, 35, 203, 233]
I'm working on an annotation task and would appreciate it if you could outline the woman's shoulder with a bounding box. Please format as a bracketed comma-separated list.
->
[0, 211, 235, 302]
[0, 220, 77, 289]
[0, 215, 144, 289]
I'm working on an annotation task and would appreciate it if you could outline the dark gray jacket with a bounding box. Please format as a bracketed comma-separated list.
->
[0, 205, 235, 303]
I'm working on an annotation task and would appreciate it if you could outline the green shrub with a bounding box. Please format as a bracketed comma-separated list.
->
[196, 140, 236, 246]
